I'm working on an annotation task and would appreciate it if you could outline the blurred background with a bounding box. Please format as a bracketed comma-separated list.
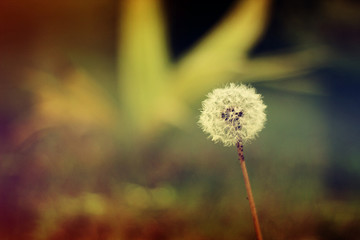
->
[0, 0, 359, 239]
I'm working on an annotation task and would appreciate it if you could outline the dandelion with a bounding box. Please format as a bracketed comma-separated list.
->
[199, 83, 266, 240]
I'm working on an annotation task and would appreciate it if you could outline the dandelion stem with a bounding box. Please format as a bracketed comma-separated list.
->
[236, 142, 263, 240]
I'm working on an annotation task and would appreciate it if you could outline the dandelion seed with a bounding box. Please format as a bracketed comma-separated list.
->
[199, 83, 266, 146]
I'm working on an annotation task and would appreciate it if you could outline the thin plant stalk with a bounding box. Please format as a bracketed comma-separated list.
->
[236, 142, 263, 240]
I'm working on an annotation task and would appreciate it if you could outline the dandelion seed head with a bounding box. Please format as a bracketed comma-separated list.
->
[199, 83, 267, 146]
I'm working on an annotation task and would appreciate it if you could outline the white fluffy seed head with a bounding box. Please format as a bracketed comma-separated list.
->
[199, 83, 267, 146]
